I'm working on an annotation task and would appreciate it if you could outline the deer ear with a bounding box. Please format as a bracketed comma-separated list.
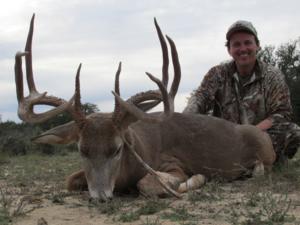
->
[32, 121, 79, 144]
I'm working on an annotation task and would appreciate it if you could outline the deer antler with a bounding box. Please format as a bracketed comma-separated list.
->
[112, 17, 179, 124]
[113, 19, 181, 121]
[14, 14, 73, 123]
[113, 62, 122, 119]
[112, 65, 162, 125]
[71, 63, 88, 129]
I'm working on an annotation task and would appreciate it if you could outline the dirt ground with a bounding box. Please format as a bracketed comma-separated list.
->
[5, 181, 300, 225]
[1, 153, 300, 225]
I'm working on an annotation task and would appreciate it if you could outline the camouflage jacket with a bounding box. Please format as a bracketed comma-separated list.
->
[183, 60, 293, 126]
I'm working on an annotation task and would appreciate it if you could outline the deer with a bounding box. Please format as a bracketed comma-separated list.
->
[15, 14, 276, 201]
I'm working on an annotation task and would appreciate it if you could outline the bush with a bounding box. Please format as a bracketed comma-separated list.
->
[0, 122, 37, 155]
[0, 121, 76, 156]
[1, 135, 27, 155]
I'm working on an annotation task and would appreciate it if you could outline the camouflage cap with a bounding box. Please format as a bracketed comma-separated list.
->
[226, 20, 258, 41]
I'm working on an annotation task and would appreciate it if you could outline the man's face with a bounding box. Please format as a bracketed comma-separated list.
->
[227, 32, 259, 70]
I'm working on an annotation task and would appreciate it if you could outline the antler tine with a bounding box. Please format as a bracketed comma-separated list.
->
[154, 18, 169, 88]
[72, 63, 87, 128]
[14, 52, 27, 102]
[128, 90, 161, 111]
[145, 72, 172, 114]
[25, 13, 37, 93]
[112, 91, 162, 123]
[114, 62, 122, 96]
[166, 35, 181, 100]
[74, 63, 82, 112]
[113, 62, 122, 122]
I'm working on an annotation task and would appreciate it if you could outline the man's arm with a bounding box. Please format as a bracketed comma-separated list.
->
[183, 66, 222, 114]
[257, 66, 293, 130]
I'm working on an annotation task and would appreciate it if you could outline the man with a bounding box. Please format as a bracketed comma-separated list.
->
[183, 20, 300, 164]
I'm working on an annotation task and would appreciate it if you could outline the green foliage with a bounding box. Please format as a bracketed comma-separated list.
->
[117, 200, 167, 222]
[0, 121, 74, 155]
[0, 121, 41, 155]
[257, 45, 277, 66]
[136, 200, 169, 216]
[81, 103, 100, 115]
[0, 186, 36, 224]
[161, 205, 195, 221]
[89, 198, 125, 216]
[37, 102, 99, 130]
[0, 102, 99, 156]
[118, 211, 140, 222]
[0, 207, 10, 225]
[140, 217, 162, 225]
[0, 187, 11, 225]
[0, 153, 81, 187]
[228, 191, 295, 225]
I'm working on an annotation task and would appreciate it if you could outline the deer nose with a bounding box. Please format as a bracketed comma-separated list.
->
[89, 197, 107, 204]
[89, 193, 113, 203]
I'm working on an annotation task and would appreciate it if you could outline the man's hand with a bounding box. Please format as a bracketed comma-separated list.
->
[256, 118, 273, 131]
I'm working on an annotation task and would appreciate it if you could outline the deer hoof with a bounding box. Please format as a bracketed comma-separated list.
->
[252, 161, 265, 177]
[178, 174, 206, 193]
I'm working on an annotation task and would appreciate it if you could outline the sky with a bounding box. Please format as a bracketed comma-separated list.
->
[1, 0, 300, 123]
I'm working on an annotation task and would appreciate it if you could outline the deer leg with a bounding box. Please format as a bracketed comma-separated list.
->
[66, 169, 88, 191]
[254, 132, 276, 176]
[137, 170, 186, 198]
[177, 174, 206, 193]
[258, 132, 276, 165]
[252, 161, 265, 177]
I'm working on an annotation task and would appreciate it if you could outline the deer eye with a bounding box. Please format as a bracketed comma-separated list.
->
[80, 148, 89, 158]
[79, 143, 90, 158]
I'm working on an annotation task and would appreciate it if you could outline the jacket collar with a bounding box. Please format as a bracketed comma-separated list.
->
[227, 59, 263, 82]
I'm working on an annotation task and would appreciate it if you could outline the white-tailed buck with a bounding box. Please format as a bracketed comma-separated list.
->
[15, 14, 276, 201]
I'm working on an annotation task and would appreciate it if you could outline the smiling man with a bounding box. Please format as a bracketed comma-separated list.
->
[183, 20, 300, 164]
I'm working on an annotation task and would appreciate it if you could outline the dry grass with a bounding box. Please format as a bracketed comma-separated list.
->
[0, 151, 299, 225]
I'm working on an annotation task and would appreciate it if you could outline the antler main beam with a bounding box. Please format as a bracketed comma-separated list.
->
[14, 14, 73, 123]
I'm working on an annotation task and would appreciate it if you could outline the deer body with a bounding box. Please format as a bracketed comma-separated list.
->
[65, 111, 274, 199]
[132, 113, 272, 176]
[151, 113, 274, 179]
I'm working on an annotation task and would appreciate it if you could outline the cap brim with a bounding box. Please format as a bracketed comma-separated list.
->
[226, 27, 256, 40]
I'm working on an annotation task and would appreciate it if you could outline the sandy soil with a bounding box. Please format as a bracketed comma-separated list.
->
[9, 185, 300, 225]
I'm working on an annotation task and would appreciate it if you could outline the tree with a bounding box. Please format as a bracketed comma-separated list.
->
[276, 39, 300, 85]
[81, 103, 100, 115]
[258, 38, 300, 124]
[257, 45, 277, 66]
[38, 102, 100, 130]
